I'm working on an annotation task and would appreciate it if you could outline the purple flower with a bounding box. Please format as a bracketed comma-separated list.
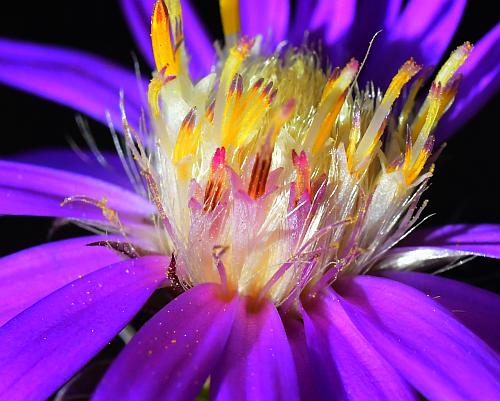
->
[1, 1, 500, 401]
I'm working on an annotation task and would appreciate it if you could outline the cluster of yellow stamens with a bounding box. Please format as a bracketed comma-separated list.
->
[119, 0, 472, 304]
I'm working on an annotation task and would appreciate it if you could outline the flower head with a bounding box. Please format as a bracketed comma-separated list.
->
[0, 1, 499, 401]
[121, 0, 473, 307]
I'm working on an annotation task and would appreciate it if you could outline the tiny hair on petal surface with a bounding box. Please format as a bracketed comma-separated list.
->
[0, 1, 499, 401]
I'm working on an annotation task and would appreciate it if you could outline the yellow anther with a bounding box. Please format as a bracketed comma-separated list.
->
[221, 74, 244, 147]
[403, 132, 434, 184]
[173, 108, 201, 164]
[151, 0, 184, 75]
[266, 99, 296, 145]
[246, 101, 294, 200]
[214, 37, 255, 144]
[307, 59, 358, 154]
[292, 149, 312, 204]
[354, 58, 421, 167]
[411, 83, 441, 165]
[436, 74, 462, 120]
[173, 108, 202, 181]
[221, 37, 254, 87]
[346, 109, 361, 171]
[222, 78, 275, 149]
[312, 91, 347, 155]
[219, 0, 241, 40]
[152, 0, 174, 72]
[412, 42, 472, 137]
[398, 68, 431, 137]
[434, 42, 472, 86]
[384, 59, 422, 106]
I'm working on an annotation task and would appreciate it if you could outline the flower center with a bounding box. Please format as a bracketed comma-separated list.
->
[121, 0, 471, 307]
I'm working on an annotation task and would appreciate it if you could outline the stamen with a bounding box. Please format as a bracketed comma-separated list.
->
[151, 0, 179, 74]
[346, 107, 361, 171]
[434, 42, 472, 87]
[173, 107, 200, 163]
[399, 67, 432, 134]
[411, 83, 441, 165]
[306, 59, 358, 154]
[214, 37, 255, 140]
[411, 42, 472, 137]
[247, 100, 295, 199]
[292, 150, 311, 204]
[204, 148, 227, 212]
[353, 58, 421, 167]
[248, 145, 273, 200]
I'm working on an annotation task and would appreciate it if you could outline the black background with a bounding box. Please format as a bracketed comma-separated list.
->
[0, 0, 498, 293]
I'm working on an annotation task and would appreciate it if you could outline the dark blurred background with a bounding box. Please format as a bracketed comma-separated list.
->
[0, 0, 498, 295]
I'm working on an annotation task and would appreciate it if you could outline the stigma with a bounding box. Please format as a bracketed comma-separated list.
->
[121, 0, 471, 307]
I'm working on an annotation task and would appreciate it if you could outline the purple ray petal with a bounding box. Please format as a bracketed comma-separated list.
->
[303, 292, 417, 401]
[92, 284, 237, 401]
[289, 0, 316, 43]
[346, 0, 403, 60]
[181, 0, 216, 78]
[309, 0, 355, 45]
[0, 38, 146, 132]
[120, 0, 156, 68]
[240, 0, 289, 50]
[284, 317, 336, 401]
[0, 236, 124, 326]
[290, 0, 356, 64]
[211, 298, 300, 401]
[336, 275, 500, 400]
[401, 224, 500, 259]
[381, 271, 500, 354]
[0, 160, 152, 221]
[0, 256, 167, 401]
[9, 148, 133, 190]
[438, 23, 500, 141]
[364, 0, 466, 87]
[120, 0, 215, 79]
[391, 0, 466, 58]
